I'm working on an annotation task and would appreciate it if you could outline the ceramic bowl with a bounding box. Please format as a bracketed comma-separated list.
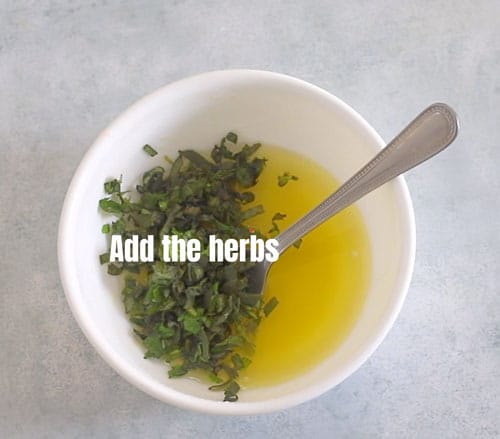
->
[58, 70, 415, 415]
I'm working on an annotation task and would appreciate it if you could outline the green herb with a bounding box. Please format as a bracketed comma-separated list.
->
[223, 380, 240, 402]
[143, 144, 158, 157]
[168, 364, 188, 378]
[263, 296, 279, 317]
[268, 212, 287, 236]
[225, 132, 238, 144]
[99, 252, 110, 264]
[99, 134, 280, 401]
[277, 172, 298, 187]
[99, 198, 123, 214]
[104, 178, 121, 194]
[293, 238, 303, 249]
[107, 263, 123, 275]
[272, 212, 287, 221]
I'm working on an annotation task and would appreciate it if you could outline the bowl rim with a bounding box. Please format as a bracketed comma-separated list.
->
[58, 69, 416, 415]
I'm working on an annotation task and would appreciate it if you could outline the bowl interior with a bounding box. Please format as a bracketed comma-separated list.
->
[58, 70, 415, 415]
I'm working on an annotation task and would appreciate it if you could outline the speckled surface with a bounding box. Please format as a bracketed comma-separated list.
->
[1, 1, 499, 437]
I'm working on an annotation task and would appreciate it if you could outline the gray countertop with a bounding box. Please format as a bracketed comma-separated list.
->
[1, 1, 499, 437]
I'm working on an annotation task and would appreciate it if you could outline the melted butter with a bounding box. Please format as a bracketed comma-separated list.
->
[239, 145, 371, 387]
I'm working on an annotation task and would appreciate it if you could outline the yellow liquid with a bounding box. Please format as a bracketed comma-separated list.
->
[239, 145, 371, 387]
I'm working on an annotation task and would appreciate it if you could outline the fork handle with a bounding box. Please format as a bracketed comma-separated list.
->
[276, 103, 459, 254]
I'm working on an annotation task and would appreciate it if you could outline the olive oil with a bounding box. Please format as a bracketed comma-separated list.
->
[239, 145, 371, 387]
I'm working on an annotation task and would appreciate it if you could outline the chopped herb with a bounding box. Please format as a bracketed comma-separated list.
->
[272, 212, 287, 221]
[278, 172, 298, 187]
[107, 263, 123, 275]
[268, 222, 280, 235]
[293, 238, 303, 249]
[99, 252, 110, 264]
[241, 204, 264, 221]
[223, 380, 240, 402]
[225, 132, 238, 144]
[168, 364, 189, 377]
[143, 144, 158, 157]
[99, 198, 123, 214]
[263, 296, 279, 317]
[268, 212, 287, 236]
[104, 178, 121, 194]
[99, 133, 280, 401]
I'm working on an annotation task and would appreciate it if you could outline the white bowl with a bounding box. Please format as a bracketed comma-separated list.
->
[58, 70, 415, 415]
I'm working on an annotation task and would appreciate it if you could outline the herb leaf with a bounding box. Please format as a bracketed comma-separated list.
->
[225, 132, 238, 144]
[98, 133, 281, 402]
[104, 178, 121, 194]
[277, 172, 298, 187]
[143, 144, 158, 156]
[263, 297, 279, 317]
[223, 380, 240, 402]
[272, 212, 287, 221]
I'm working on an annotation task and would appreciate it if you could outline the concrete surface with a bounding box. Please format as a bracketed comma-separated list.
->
[1, 0, 499, 437]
